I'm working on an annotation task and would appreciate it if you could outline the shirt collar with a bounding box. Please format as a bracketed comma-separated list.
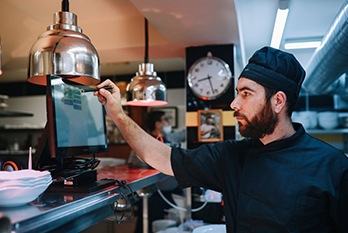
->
[248, 123, 305, 154]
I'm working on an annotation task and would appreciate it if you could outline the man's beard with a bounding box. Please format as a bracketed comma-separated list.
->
[234, 102, 279, 139]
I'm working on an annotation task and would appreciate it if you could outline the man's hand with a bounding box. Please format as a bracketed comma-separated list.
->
[94, 79, 124, 123]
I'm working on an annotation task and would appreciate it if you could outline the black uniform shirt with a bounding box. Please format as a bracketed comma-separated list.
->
[171, 123, 348, 232]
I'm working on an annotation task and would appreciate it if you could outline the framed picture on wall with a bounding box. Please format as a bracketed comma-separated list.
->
[150, 107, 178, 128]
[198, 109, 223, 142]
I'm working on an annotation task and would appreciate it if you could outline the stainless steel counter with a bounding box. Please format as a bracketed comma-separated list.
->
[0, 165, 166, 233]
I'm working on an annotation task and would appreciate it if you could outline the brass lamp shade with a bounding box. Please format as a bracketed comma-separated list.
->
[27, 11, 100, 86]
[126, 63, 167, 106]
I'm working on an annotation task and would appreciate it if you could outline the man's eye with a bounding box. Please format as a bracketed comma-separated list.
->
[242, 92, 250, 96]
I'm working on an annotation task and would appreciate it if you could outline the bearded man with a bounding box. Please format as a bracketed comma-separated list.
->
[96, 46, 348, 232]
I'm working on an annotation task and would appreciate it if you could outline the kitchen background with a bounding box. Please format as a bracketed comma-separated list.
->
[1, 0, 348, 159]
[1, 1, 348, 232]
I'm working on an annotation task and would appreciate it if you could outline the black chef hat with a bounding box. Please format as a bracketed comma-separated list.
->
[239, 46, 305, 100]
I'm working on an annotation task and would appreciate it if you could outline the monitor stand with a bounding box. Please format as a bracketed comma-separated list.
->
[34, 124, 115, 192]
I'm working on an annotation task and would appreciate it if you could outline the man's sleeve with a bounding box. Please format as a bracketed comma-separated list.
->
[170, 142, 226, 191]
[333, 169, 348, 232]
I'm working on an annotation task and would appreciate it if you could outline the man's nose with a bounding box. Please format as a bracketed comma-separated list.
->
[230, 97, 240, 111]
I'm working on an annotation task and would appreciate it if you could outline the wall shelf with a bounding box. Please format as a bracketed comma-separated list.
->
[307, 128, 348, 135]
[307, 128, 348, 152]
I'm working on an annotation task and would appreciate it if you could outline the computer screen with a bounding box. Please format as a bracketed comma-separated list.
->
[50, 76, 108, 158]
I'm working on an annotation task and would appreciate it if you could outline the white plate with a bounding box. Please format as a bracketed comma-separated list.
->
[0, 177, 52, 188]
[0, 170, 51, 181]
[0, 179, 52, 190]
[0, 184, 50, 207]
[193, 224, 226, 233]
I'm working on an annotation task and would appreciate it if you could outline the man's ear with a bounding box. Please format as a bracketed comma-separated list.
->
[273, 91, 287, 113]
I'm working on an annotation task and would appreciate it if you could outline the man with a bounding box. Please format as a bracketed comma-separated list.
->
[145, 110, 185, 145]
[128, 110, 180, 166]
[200, 117, 217, 139]
[95, 46, 348, 232]
[145, 111, 172, 143]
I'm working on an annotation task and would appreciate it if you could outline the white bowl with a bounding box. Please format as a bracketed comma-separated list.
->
[292, 111, 317, 129]
[0, 184, 50, 207]
[193, 224, 226, 233]
[318, 111, 339, 129]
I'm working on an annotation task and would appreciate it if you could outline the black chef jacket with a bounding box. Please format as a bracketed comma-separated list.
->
[171, 123, 348, 232]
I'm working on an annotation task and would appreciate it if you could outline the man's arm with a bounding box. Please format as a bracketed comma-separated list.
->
[95, 79, 174, 176]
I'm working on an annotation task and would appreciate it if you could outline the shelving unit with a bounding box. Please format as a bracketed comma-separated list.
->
[307, 128, 348, 152]
[307, 128, 348, 135]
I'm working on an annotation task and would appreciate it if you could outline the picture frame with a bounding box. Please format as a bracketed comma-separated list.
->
[198, 109, 223, 142]
[150, 106, 178, 128]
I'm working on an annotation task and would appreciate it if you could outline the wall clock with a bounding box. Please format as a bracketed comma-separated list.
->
[187, 52, 232, 100]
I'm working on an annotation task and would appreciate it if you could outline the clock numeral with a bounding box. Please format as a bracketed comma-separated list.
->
[206, 91, 211, 95]
[200, 63, 204, 67]
[220, 83, 224, 88]
[200, 88, 203, 93]
[214, 89, 218, 93]
[192, 76, 197, 80]
[194, 83, 199, 88]
[207, 60, 212, 65]
[194, 68, 200, 73]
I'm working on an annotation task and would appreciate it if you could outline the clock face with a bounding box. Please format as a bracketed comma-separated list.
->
[187, 56, 232, 100]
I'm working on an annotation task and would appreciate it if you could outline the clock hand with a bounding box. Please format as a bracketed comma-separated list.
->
[197, 75, 215, 94]
[197, 76, 210, 82]
[208, 76, 215, 94]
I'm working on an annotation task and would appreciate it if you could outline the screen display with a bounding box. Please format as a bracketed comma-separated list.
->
[50, 77, 108, 157]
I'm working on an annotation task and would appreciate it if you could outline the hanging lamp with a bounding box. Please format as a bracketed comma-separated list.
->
[126, 18, 167, 106]
[27, 0, 100, 86]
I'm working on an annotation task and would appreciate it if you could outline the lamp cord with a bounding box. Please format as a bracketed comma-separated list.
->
[62, 0, 69, 12]
[144, 18, 149, 63]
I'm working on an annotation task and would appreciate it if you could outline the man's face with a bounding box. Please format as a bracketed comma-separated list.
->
[231, 78, 278, 138]
[159, 115, 170, 129]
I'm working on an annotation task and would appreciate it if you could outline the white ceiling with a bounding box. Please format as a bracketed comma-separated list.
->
[0, 0, 346, 83]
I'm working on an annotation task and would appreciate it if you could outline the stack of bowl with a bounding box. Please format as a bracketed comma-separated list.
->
[0, 170, 52, 207]
[339, 112, 348, 128]
[318, 111, 339, 130]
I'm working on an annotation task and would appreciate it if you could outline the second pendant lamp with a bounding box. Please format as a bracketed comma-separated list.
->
[126, 18, 167, 106]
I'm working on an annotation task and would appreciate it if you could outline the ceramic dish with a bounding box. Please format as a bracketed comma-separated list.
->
[193, 224, 226, 233]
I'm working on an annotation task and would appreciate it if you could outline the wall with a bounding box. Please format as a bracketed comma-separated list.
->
[185, 44, 236, 149]
[0, 96, 46, 150]
[164, 88, 186, 131]
[1, 95, 46, 128]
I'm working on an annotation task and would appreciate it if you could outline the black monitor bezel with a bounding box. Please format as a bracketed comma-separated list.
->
[48, 75, 108, 159]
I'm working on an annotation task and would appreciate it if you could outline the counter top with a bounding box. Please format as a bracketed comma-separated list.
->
[0, 165, 166, 233]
